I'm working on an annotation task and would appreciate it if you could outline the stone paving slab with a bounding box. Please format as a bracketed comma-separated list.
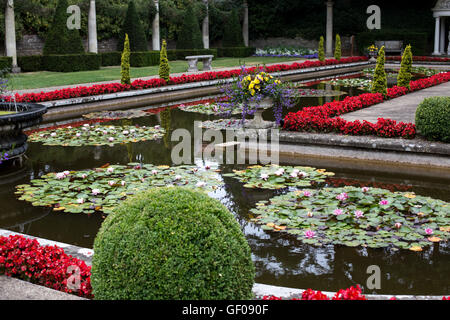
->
[341, 81, 450, 124]
[0, 276, 87, 300]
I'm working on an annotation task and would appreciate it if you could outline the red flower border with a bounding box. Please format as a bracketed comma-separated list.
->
[2, 57, 368, 104]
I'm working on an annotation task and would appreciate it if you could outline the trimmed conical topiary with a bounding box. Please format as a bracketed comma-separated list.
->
[159, 39, 170, 83]
[119, 0, 148, 52]
[43, 0, 84, 55]
[176, 5, 203, 49]
[318, 36, 325, 62]
[121, 34, 131, 85]
[397, 45, 413, 89]
[371, 46, 387, 95]
[334, 34, 341, 61]
[223, 9, 244, 47]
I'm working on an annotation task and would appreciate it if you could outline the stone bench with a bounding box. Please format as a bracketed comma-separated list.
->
[375, 40, 404, 56]
[185, 55, 214, 72]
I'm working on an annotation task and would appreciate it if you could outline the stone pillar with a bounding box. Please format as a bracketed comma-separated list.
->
[325, 1, 334, 57]
[433, 16, 441, 55]
[440, 17, 446, 54]
[5, 0, 19, 72]
[202, 0, 209, 49]
[152, 0, 160, 51]
[88, 0, 98, 53]
[243, 0, 249, 47]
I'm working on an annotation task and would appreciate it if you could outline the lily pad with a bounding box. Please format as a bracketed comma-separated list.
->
[179, 103, 241, 115]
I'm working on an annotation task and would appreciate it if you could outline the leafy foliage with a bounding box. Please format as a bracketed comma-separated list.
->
[176, 5, 203, 49]
[222, 9, 243, 47]
[397, 44, 413, 89]
[318, 36, 325, 62]
[121, 34, 131, 85]
[159, 39, 170, 83]
[91, 187, 255, 299]
[251, 186, 450, 250]
[118, 0, 148, 52]
[371, 46, 387, 95]
[43, 0, 84, 55]
[334, 34, 341, 61]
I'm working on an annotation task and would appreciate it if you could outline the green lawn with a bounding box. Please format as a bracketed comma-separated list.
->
[7, 56, 303, 91]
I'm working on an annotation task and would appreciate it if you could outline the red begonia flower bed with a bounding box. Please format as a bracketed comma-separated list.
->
[1, 57, 367, 104]
[283, 72, 450, 139]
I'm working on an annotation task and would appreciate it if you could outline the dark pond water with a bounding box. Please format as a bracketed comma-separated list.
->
[1, 76, 449, 295]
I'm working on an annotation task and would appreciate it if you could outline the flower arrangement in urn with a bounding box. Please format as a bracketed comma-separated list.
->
[218, 66, 293, 128]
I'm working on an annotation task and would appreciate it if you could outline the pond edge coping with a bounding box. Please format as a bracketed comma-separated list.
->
[0, 229, 445, 300]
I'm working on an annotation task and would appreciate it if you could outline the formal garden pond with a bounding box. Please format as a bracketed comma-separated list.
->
[1, 71, 449, 296]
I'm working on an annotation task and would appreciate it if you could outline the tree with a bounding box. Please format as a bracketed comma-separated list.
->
[334, 34, 341, 60]
[159, 39, 170, 83]
[223, 9, 244, 47]
[121, 34, 131, 85]
[318, 36, 325, 62]
[397, 44, 412, 89]
[176, 5, 203, 49]
[119, 0, 148, 52]
[371, 46, 387, 95]
[43, 0, 84, 55]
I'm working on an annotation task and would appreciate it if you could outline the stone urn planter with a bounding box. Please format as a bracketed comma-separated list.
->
[244, 97, 275, 129]
[0, 102, 47, 166]
[368, 51, 377, 63]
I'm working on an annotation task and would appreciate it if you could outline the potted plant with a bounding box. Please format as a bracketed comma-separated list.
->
[218, 66, 293, 129]
[367, 44, 378, 63]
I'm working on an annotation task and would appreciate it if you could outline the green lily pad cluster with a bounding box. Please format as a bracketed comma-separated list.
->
[250, 186, 450, 250]
[322, 78, 372, 90]
[222, 165, 335, 189]
[179, 103, 241, 115]
[15, 163, 223, 215]
[28, 124, 165, 146]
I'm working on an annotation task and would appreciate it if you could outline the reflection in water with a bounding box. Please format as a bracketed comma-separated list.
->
[0, 83, 449, 295]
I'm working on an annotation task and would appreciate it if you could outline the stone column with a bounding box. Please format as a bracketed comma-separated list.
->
[440, 17, 446, 54]
[325, 1, 334, 57]
[88, 0, 98, 53]
[4, 0, 20, 72]
[152, 0, 160, 51]
[242, 0, 249, 47]
[202, 0, 209, 49]
[433, 16, 441, 55]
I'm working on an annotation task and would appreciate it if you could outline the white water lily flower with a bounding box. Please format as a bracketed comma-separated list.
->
[55, 172, 66, 179]
[107, 167, 114, 173]
[108, 137, 115, 142]
[92, 189, 100, 195]
[196, 181, 206, 188]
[154, 125, 160, 130]
[151, 170, 158, 175]
[174, 175, 182, 180]
[81, 174, 87, 179]
[274, 168, 285, 176]
[108, 180, 115, 186]
[102, 131, 108, 135]
[63, 171, 70, 176]
[121, 180, 126, 186]
[77, 198, 85, 204]
[50, 132, 57, 137]
[122, 130, 129, 135]
[260, 173, 269, 181]
[76, 133, 81, 137]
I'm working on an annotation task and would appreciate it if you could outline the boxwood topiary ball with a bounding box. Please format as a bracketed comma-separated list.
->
[91, 187, 255, 300]
[415, 96, 450, 143]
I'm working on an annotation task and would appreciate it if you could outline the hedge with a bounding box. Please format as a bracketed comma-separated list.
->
[356, 30, 428, 56]
[43, 54, 101, 72]
[415, 96, 450, 142]
[91, 187, 255, 300]
[0, 57, 12, 71]
[17, 55, 43, 72]
[216, 47, 256, 58]
[166, 48, 218, 60]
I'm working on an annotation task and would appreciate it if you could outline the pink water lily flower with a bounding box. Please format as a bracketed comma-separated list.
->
[336, 192, 348, 201]
[362, 187, 370, 192]
[333, 208, 344, 216]
[108, 181, 115, 186]
[56, 172, 66, 180]
[425, 228, 433, 235]
[304, 230, 315, 239]
[303, 191, 312, 197]
[395, 222, 402, 229]
[379, 199, 389, 206]
[354, 210, 364, 218]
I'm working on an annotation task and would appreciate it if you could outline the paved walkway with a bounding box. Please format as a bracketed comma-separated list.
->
[341, 81, 450, 124]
